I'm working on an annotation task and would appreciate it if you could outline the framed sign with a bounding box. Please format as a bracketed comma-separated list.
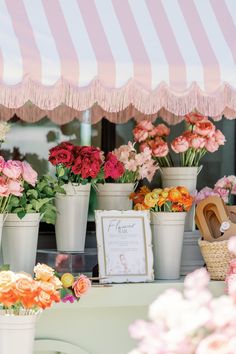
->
[95, 210, 154, 283]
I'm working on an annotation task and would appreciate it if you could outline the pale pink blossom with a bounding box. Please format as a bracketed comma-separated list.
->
[22, 161, 38, 186]
[171, 136, 189, 153]
[139, 141, 149, 152]
[184, 267, 210, 291]
[194, 120, 216, 137]
[195, 187, 218, 204]
[213, 187, 229, 203]
[215, 176, 232, 189]
[214, 129, 226, 145]
[7, 180, 23, 196]
[124, 159, 137, 172]
[228, 237, 236, 256]
[0, 156, 5, 173]
[3, 160, 22, 180]
[205, 138, 219, 153]
[152, 142, 169, 157]
[196, 334, 232, 354]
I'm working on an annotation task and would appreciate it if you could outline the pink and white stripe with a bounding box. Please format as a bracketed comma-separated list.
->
[0, 0, 236, 123]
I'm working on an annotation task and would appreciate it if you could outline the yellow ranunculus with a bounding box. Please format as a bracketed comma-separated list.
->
[144, 193, 157, 208]
[61, 273, 75, 288]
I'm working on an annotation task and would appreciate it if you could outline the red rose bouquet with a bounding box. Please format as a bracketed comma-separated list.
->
[133, 113, 226, 167]
[48, 142, 104, 185]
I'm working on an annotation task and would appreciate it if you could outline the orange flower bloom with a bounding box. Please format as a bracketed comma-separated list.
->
[134, 203, 148, 210]
[168, 188, 182, 202]
[181, 195, 194, 211]
[177, 186, 190, 196]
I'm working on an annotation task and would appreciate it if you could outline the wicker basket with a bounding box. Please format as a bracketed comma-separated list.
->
[198, 239, 235, 280]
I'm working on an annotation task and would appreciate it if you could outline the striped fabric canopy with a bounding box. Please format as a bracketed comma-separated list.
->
[1, 0, 236, 124]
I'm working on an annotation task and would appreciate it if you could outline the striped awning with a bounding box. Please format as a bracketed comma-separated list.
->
[1, 0, 236, 124]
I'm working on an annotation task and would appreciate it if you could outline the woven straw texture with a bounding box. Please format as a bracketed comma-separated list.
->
[198, 239, 235, 280]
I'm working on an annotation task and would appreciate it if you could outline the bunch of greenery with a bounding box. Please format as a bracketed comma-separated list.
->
[7, 175, 65, 224]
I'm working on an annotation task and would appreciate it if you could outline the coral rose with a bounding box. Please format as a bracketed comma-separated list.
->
[153, 124, 170, 137]
[171, 136, 189, 153]
[72, 275, 91, 297]
[214, 129, 226, 145]
[136, 120, 154, 131]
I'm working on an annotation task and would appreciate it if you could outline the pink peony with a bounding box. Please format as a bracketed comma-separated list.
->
[149, 124, 170, 137]
[7, 180, 23, 196]
[205, 138, 219, 153]
[152, 142, 169, 157]
[190, 135, 206, 149]
[133, 127, 149, 143]
[194, 120, 216, 137]
[214, 129, 226, 145]
[0, 156, 5, 173]
[22, 161, 38, 186]
[171, 136, 189, 153]
[185, 112, 208, 125]
[136, 120, 154, 131]
[3, 160, 22, 180]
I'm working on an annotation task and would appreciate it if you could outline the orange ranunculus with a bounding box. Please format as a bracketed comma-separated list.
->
[168, 188, 182, 202]
[134, 203, 148, 211]
[72, 275, 91, 298]
[171, 204, 184, 212]
[61, 273, 75, 288]
[144, 193, 157, 208]
[139, 186, 151, 194]
[130, 192, 145, 205]
[157, 197, 166, 207]
[181, 195, 194, 211]
[177, 186, 190, 196]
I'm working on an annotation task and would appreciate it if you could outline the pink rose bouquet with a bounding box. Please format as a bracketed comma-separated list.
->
[195, 175, 236, 205]
[129, 237, 236, 354]
[133, 113, 226, 167]
[0, 157, 37, 213]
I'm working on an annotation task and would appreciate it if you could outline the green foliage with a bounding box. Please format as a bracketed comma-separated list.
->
[7, 175, 65, 224]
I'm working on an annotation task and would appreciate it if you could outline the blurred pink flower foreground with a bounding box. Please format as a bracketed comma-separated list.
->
[129, 237, 236, 354]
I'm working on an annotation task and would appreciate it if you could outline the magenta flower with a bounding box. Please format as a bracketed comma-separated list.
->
[61, 294, 77, 303]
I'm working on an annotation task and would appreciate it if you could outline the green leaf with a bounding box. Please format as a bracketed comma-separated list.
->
[58, 166, 65, 177]
[9, 196, 20, 207]
[17, 210, 26, 219]
[0, 264, 10, 271]
[26, 189, 38, 199]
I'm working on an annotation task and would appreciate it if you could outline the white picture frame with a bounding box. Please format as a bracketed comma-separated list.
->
[95, 210, 154, 283]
